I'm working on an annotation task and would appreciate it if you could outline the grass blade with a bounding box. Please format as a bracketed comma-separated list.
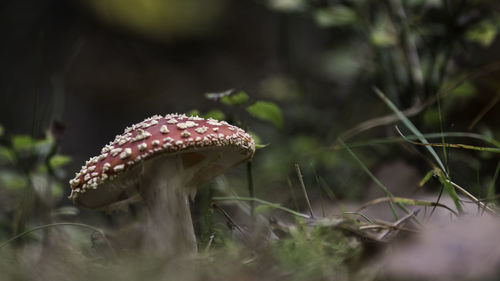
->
[357, 196, 459, 217]
[0, 222, 112, 252]
[332, 132, 500, 151]
[338, 138, 417, 221]
[374, 87, 448, 177]
[213, 196, 310, 219]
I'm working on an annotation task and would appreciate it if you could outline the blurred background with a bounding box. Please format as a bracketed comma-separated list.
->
[1, 0, 500, 280]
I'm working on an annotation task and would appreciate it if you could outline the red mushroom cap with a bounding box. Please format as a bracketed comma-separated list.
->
[69, 114, 255, 209]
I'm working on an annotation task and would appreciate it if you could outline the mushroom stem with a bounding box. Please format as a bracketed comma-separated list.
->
[139, 156, 197, 257]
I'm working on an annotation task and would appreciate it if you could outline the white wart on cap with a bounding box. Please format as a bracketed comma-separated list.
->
[69, 113, 255, 209]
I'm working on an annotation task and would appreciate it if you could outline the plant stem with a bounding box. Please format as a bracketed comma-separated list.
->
[247, 161, 254, 217]
[213, 196, 310, 219]
[295, 164, 315, 218]
[0, 222, 112, 253]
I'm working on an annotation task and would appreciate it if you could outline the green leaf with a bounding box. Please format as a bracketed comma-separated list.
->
[465, 20, 498, 47]
[314, 6, 357, 27]
[247, 130, 268, 149]
[220, 91, 249, 106]
[187, 109, 200, 117]
[49, 155, 72, 168]
[419, 170, 434, 187]
[11, 135, 35, 151]
[202, 109, 225, 121]
[9, 135, 52, 156]
[255, 144, 269, 149]
[434, 169, 462, 213]
[246, 101, 284, 128]
[0, 124, 4, 137]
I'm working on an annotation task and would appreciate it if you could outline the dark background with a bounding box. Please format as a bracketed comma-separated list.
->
[1, 0, 500, 215]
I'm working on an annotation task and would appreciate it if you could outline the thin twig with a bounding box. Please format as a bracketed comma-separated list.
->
[358, 224, 417, 233]
[377, 209, 420, 240]
[343, 211, 374, 223]
[468, 92, 500, 130]
[295, 164, 315, 218]
[446, 179, 497, 215]
[204, 233, 215, 251]
[211, 203, 247, 239]
[339, 99, 429, 140]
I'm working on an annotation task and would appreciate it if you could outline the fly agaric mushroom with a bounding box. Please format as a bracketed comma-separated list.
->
[68, 114, 255, 256]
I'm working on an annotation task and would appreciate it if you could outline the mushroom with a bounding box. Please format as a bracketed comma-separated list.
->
[68, 114, 255, 256]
